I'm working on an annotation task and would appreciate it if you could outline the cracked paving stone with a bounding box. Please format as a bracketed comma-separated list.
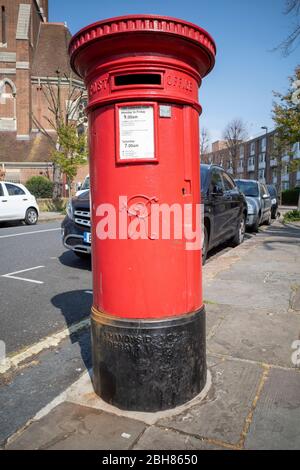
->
[158, 357, 262, 445]
[245, 368, 300, 450]
[6, 402, 146, 450]
[207, 304, 300, 368]
[133, 426, 225, 450]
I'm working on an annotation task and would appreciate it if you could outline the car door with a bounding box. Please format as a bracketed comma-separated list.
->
[260, 183, 271, 222]
[0, 182, 14, 220]
[4, 183, 28, 219]
[221, 170, 240, 237]
[209, 168, 228, 245]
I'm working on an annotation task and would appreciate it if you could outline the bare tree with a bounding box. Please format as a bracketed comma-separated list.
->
[31, 71, 87, 200]
[200, 127, 210, 157]
[222, 118, 248, 176]
[277, 0, 300, 56]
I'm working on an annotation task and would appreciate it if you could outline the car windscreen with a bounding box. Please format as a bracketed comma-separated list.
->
[200, 166, 209, 192]
[236, 180, 259, 197]
[81, 177, 90, 191]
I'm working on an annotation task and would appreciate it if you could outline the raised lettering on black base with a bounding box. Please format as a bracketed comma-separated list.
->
[91, 307, 206, 412]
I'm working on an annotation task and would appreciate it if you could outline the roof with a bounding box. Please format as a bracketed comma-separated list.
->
[0, 132, 54, 163]
[32, 23, 73, 77]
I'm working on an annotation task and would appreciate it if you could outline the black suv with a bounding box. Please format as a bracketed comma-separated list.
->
[61, 190, 91, 257]
[201, 164, 247, 263]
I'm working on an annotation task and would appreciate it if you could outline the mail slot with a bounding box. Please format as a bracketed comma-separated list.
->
[69, 14, 216, 412]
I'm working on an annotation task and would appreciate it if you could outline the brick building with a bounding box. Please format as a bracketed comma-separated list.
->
[0, 0, 88, 188]
[203, 131, 300, 191]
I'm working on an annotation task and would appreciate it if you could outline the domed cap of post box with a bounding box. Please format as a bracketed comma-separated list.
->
[69, 14, 216, 80]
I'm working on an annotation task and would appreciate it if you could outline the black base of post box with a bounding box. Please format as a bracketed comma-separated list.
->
[91, 307, 206, 412]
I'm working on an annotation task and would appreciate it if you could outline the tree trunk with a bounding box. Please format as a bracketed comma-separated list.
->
[52, 162, 62, 200]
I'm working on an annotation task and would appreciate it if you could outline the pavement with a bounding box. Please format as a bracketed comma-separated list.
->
[1, 219, 300, 450]
[39, 211, 65, 222]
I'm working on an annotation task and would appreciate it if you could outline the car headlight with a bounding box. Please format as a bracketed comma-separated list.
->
[247, 203, 254, 215]
[66, 200, 74, 220]
[271, 198, 277, 205]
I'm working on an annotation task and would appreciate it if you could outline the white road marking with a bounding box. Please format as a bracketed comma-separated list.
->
[2, 266, 45, 284]
[85, 290, 93, 294]
[0, 228, 60, 239]
[0, 317, 91, 374]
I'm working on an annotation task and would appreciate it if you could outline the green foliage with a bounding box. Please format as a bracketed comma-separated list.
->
[272, 65, 300, 174]
[273, 66, 300, 145]
[51, 123, 88, 187]
[281, 187, 300, 205]
[283, 210, 300, 223]
[26, 176, 53, 199]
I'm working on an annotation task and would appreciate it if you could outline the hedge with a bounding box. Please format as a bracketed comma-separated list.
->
[26, 176, 53, 199]
[281, 187, 300, 206]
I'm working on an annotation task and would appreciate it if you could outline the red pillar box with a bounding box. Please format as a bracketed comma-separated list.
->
[69, 15, 216, 412]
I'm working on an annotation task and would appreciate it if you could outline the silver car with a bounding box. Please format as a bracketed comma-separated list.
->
[235, 179, 272, 232]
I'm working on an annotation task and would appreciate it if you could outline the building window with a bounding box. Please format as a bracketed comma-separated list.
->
[261, 137, 267, 152]
[282, 182, 290, 190]
[259, 153, 266, 163]
[248, 157, 255, 168]
[250, 142, 256, 155]
[240, 145, 244, 158]
[0, 78, 17, 131]
[282, 164, 288, 175]
[1, 6, 6, 45]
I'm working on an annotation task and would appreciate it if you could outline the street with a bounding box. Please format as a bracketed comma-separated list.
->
[0, 221, 92, 354]
[0, 220, 93, 445]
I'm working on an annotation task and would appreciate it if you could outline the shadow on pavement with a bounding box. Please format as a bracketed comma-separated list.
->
[206, 232, 255, 263]
[51, 290, 93, 374]
[262, 223, 300, 251]
[59, 250, 92, 272]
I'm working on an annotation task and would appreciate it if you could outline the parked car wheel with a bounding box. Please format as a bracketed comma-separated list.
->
[24, 208, 38, 225]
[202, 225, 209, 265]
[266, 212, 272, 226]
[271, 208, 278, 219]
[231, 214, 246, 247]
[252, 214, 260, 233]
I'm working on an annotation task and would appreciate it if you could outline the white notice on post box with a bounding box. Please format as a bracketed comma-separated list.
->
[119, 106, 155, 160]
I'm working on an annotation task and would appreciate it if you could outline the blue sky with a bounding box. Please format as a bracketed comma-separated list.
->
[50, 0, 298, 144]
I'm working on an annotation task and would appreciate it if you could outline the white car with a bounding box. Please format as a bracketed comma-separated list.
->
[0, 182, 39, 225]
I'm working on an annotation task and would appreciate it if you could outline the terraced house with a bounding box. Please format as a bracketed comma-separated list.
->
[0, 0, 88, 188]
[203, 131, 300, 191]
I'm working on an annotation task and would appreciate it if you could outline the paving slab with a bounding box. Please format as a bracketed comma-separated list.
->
[6, 402, 146, 450]
[245, 368, 300, 450]
[206, 303, 228, 338]
[133, 426, 224, 450]
[207, 304, 300, 368]
[158, 357, 262, 445]
[204, 223, 300, 311]
[204, 278, 291, 311]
